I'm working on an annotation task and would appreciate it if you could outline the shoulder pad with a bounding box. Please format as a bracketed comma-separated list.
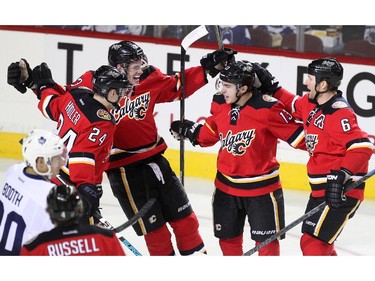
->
[331, 101, 348, 109]
[262, 94, 278, 103]
[96, 108, 112, 121]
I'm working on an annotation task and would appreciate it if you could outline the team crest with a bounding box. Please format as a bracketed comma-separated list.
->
[305, 133, 318, 156]
[38, 136, 47, 145]
[220, 129, 255, 156]
[97, 109, 112, 120]
[262, 94, 277, 102]
[332, 101, 348, 109]
[113, 93, 150, 123]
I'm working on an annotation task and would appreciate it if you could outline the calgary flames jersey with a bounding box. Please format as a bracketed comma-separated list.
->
[67, 65, 207, 168]
[274, 88, 373, 200]
[38, 87, 116, 187]
[197, 92, 305, 197]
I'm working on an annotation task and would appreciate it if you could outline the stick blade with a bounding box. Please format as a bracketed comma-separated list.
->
[181, 25, 208, 50]
[114, 198, 157, 233]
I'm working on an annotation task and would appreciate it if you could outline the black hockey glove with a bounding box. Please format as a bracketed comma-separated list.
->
[326, 169, 352, 208]
[170, 120, 202, 146]
[78, 184, 103, 217]
[252, 62, 281, 95]
[32, 62, 56, 99]
[7, 59, 34, 94]
[200, 48, 237, 78]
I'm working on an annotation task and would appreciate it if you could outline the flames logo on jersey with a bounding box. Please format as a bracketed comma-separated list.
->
[96, 109, 112, 121]
[220, 129, 255, 156]
[305, 133, 318, 156]
[112, 92, 150, 123]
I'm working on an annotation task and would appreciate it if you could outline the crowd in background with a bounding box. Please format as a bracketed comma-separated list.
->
[42, 25, 375, 59]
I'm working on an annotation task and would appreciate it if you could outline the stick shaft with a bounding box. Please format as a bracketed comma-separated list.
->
[94, 213, 143, 256]
[214, 25, 224, 50]
[179, 25, 208, 186]
[243, 168, 375, 256]
[180, 47, 186, 186]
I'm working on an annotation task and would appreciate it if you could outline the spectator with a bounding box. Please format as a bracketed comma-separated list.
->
[252, 25, 296, 47]
[94, 25, 148, 36]
[207, 25, 252, 46]
[43, 25, 95, 31]
[162, 25, 198, 39]
[364, 25, 375, 44]
[329, 25, 366, 54]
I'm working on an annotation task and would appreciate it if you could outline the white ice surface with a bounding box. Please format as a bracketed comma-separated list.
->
[1, 158, 375, 280]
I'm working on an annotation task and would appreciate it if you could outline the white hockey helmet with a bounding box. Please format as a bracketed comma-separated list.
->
[22, 129, 67, 177]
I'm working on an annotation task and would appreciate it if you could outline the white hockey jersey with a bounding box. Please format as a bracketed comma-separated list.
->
[0, 163, 55, 255]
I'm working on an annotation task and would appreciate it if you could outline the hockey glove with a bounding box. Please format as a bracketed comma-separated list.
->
[78, 184, 103, 217]
[7, 59, 34, 94]
[32, 62, 56, 99]
[170, 120, 202, 146]
[200, 48, 237, 78]
[252, 63, 281, 95]
[326, 169, 352, 208]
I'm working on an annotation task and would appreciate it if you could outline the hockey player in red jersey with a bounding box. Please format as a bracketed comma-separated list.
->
[252, 58, 374, 255]
[13, 63, 129, 224]
[65, 41, 236, 255]
[170, 60, 306, 255]
[7, 41, 235, 255]
[21, 184, 126, 256]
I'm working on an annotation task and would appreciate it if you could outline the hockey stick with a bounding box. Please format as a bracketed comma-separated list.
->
[179, 25, 208, 186]
[114, 198, 156, 232]
[94, 213, 143, 256]
[94, 198, 156, 256]
[243, 168, 375, 256]
[214, 25, 224, 50]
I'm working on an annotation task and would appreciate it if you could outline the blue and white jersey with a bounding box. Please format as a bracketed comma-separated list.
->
[0, 163, 55, 255]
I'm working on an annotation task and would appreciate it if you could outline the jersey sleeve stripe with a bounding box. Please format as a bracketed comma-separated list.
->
[41, 95, 55, 120]
[346, 138, 374, 151]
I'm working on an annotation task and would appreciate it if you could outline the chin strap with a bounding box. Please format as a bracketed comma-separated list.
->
[309, 82, 330, 104]
[234, 91, 242, 104]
